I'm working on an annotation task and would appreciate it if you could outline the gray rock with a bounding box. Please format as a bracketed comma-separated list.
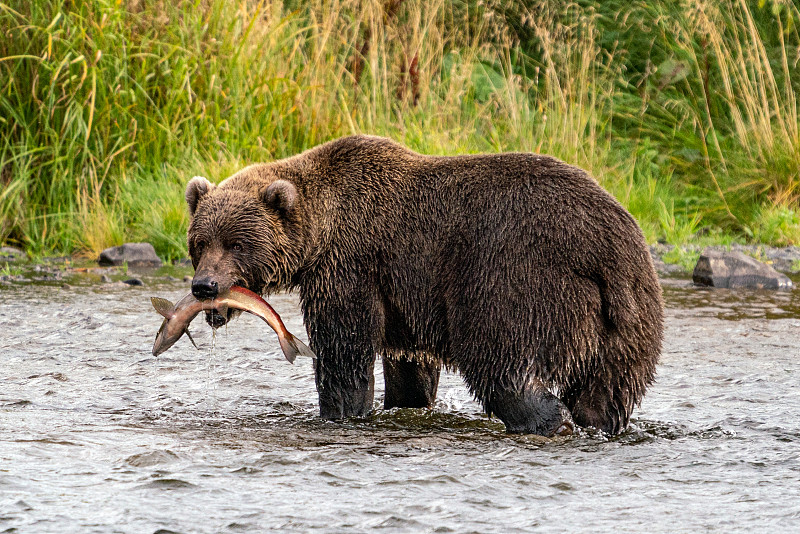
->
[698, 244, 800, 274]
[692, 250, 793, 290]
[1, 246, 24, 260]
[32, 273, 63, 282]
[98, 243, 162, 267]
[650, 254, 684, 276]
[123, 278, 144, 286]
[100, 274, 112, 283]
[763, 246, 800, 273]
[2, 274, 31, 283]
[43, 256, 69, 264]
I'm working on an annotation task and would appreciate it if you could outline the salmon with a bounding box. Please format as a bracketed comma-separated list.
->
[151, 286, 315, 363]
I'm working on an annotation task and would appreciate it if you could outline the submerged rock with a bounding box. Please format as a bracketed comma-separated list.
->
[98, 243, 162, 267]
[692, 250, 793, 290]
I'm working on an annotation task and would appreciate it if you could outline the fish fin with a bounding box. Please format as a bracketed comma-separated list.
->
[185, 328, 199, 350]
[279, 333, 316, 364]
[151, 297, 175, 319]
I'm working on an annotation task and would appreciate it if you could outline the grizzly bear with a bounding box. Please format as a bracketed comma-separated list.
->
[185, 135, 663, 436]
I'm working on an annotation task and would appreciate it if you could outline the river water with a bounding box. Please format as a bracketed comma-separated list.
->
[1, 269, 799, 533]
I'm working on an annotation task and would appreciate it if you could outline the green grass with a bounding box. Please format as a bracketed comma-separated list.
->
[1, 0, 799, 260]
[661, 247, 702, 272]
[0, 261, 23, 277]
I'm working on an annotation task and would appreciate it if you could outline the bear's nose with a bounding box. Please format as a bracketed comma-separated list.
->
[192, 278, 218, 300]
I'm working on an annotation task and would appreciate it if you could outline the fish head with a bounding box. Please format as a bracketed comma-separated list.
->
[151, 292, 204, 356]
[186, 175, 307, 326]
[152, 318, 173, 356]
[151, 297, 179, 356]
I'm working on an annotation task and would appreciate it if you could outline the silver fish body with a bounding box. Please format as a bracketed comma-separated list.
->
[150, 287, 315, 362]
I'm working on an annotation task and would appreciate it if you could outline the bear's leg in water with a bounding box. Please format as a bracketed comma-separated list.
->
[305, 286, 379, 420]
[314, 351, 376, 420]
[483, 377, 575, 436]
[382, 357, 441, 409]
[561, 362, 640, 435]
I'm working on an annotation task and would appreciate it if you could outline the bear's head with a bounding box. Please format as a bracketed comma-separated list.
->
[185, 175, 305, 326]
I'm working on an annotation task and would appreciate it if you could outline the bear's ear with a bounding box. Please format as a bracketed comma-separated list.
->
[185, 176, 215, 216]
[260, 179, 298, 215]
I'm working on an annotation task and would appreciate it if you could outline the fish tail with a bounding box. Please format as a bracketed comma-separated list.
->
[278, 333, 316, 364]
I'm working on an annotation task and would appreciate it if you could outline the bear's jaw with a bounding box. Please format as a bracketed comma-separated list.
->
[204, 308, 234, 328]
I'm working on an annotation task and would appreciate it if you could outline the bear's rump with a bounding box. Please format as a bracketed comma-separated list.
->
[442, 261, 605, 388]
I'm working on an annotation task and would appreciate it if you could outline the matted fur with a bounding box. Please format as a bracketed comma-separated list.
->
[186, 135, 664, 434]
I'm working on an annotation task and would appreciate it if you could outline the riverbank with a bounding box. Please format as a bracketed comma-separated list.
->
[649, 244, 800, 276]
[3, 243, 800, 290]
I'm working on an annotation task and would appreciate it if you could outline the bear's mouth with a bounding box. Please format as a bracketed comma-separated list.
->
[205, 308, 233, 328]
[204, 279, 248, 328]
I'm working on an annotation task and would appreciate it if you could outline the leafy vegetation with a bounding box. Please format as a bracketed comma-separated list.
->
[1, 0, 799, 260]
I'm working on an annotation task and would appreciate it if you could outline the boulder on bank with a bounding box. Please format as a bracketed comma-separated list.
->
[1, 246, 25, 261]
[692, 250, 793, 289]
[98, 243, 162, 267]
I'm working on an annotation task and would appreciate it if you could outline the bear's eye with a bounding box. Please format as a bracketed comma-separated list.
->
[195, 240, 207, 253]
[231, 243, 243, 253]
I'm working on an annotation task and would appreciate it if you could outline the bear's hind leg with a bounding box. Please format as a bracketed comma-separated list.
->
[561, 367, 640, 435]
[564, 384, 626, 435]
[383, 356, 441, 409]
[483, 377, 575, 437]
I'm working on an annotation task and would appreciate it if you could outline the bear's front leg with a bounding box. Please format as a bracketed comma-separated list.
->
[485, 377, 575, 437]
[315, 355, 376, 420]
[304, 289, 379, 420]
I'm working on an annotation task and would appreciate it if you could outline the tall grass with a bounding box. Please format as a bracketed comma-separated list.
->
[692, 0, 800, 209]
[1, 0, 799, 259]
[595, 0, 800, 233]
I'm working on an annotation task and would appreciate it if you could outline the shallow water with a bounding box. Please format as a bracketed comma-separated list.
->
[1, 271, 800, 533]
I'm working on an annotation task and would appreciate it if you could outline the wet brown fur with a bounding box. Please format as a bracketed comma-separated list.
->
[186, 135, 664, 435]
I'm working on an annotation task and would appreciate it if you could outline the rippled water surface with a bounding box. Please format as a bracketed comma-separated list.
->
[2, 270, 800, 533]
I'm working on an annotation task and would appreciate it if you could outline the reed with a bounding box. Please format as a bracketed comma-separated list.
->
[1, 0, 799, 259]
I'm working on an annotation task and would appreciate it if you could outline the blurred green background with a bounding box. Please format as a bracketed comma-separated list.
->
[1, 0, 799, 261]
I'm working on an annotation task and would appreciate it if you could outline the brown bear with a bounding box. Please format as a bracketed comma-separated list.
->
[185, 135, 663, 436]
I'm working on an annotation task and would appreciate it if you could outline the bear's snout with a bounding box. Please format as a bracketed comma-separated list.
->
[191, 277, 219, 300]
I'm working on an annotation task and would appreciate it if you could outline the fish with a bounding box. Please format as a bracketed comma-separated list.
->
[151, 286, 315, 363]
